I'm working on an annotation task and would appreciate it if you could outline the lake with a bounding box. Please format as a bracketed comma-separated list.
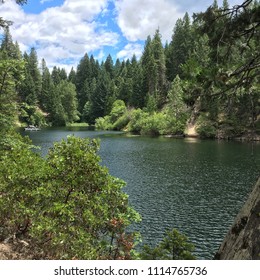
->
[21, 127, 260, 259]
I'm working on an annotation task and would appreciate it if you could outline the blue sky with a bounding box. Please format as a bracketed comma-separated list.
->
[1, 0, 242, 72]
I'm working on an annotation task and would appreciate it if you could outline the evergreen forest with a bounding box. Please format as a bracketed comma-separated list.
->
[1, 0, 259, 139]
[0, 0, 259, 260]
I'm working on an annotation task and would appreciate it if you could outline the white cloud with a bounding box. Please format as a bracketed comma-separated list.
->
[116, 43, 143, 60]
[0, 1, 26, 26]
[61, 0, 107, 21]
[40, 0, 54, 4]
[115, 0, 183, 42]
[0, 0, 118, 71]
[114, 0, 243, 43]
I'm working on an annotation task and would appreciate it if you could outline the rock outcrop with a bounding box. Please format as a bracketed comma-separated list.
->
[214, 177, 260, 259]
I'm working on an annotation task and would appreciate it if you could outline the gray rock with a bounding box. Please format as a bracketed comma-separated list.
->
[214, 177, 260, 259]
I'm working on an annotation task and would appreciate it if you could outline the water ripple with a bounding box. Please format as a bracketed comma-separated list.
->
[22, 129, 260, 259]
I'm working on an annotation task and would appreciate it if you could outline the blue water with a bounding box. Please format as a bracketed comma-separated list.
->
[21, 127, 260, 259]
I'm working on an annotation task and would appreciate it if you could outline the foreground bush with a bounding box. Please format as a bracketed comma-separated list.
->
[0, 135, 140, 259]
[140, 229, 195, 260]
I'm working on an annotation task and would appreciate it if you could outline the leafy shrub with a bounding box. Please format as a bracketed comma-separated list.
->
[110, 100, 127, 123]
[95, 104, 188, 136]
[145, 95, 158, 113]
[197, 114, 217, 138]
[0, 135, 46, 241]
[95, 116, 113, 130]
[113, 113, 130, 131]
[197, 124, 216, 138]
[95, 100, 128, 131]
[128, 109, 149, 133]
[129, 109, 185, 136]
[0, 135, 141, 259]
[19, 103, 47, 126]
[140, 112, 166, 136]
[140, 229, 195, 260]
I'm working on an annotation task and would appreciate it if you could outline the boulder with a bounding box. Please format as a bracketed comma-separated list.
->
[214, 177, 260, 259]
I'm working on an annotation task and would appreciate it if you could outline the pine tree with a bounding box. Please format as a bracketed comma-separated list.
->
[51, 66, 61, 85]
[166, 13, 193, 81]
[104, 54, 114, 79]
[128, 55, 145, 108]
[222, 0, 229, 9]
[89, 55, 99, 79]
[59, 68, 67, 81]
[76, 54, 92, 115]
[83, 77, 97, 123]
[28, 48, 41, 99]
[151, 29, 167, 107]
[18, 49, 41, 106]
[0, 27, 19, 59]
[141, 30, 168, 108]
[89, 70, 109, 123]
[117, 66, 133, 105]
[19, 52, 36, 105]
[141, 35, 156, 102]
[39, 59, 55, 112]
[114, 58, 122, 77]
[68, 67, 76, 84]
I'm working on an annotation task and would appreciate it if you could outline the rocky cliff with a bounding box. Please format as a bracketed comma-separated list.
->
[214, 177, 260, 259]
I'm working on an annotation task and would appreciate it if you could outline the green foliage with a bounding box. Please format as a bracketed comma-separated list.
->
[110, 100, 127, 122]
[141, 30, 167, 108]
[0, 54, 25, 133]
[161, 113, 187, 135]
[140, 229, 196, 260]
[145, 95, 158, 113]
[164, 75, 189, 134]
[138, 112, 166, 136]
[66, 122, 88, 127]
[19, 103, 46, 126]
[0, 135, 141, 259]
[95, 100, 129, 131]
[95, 115, 113, 130]
[88, 70, 110, 123]
[0, 133, 45, 238]
[127, 107, 187, 136]
[197, 114, 217, 139]
[166, 13, 193, 81]
[19, 48, 42, 106]
[1, 28, 21, 59]
[191, 0, 260, 136]
[113, 114, 130, 131]
[127, 109, 149, 133]
[56, 80, 79, 124]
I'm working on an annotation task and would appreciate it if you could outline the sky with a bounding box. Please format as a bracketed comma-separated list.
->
[0, 0, 243, 72]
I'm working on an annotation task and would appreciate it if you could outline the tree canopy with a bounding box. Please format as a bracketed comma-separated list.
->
[0, 0, 259, 138]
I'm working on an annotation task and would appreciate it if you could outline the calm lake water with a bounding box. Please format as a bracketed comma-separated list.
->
[21, 127, 260, 259]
